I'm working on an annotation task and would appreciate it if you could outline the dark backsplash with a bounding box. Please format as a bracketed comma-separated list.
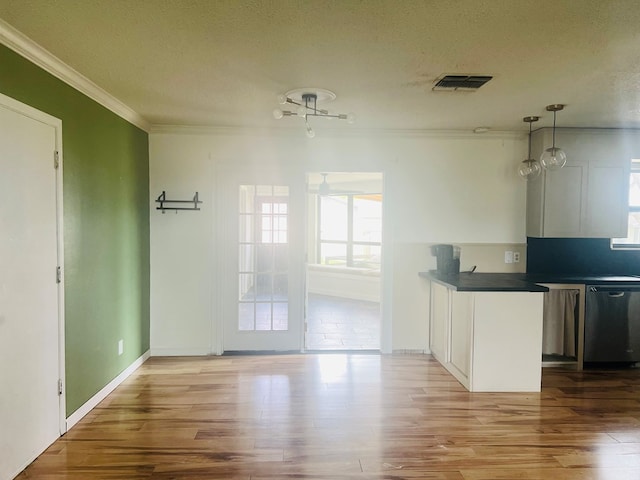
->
[527, 237, 640, 275]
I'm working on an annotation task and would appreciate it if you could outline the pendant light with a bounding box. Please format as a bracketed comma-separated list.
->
[273, 88, 355, 138]
[540, 104, 567, 170]
[518, 116, 541, 180]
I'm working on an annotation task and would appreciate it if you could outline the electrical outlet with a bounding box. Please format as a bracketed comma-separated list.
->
[118, 339, 124, 356]
[504, 251, 514, 264]
[513, 252, 521, 263]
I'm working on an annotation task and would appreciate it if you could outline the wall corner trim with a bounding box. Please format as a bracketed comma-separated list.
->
[0, 18, 150, 132]
[65, 350, 151, 430]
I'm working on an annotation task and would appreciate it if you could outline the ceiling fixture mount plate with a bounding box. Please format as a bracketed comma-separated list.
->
[546, 104, 565, 113]
[433, 75, 493, 91]
[284, 88, 336, 104]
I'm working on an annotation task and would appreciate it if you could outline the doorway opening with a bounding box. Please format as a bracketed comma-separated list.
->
[305, 172, 383, 350]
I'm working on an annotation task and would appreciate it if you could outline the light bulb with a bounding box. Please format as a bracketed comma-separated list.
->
[518, 159, 541, 180]
[306, 123, 315, 138]
[277, 94, 287, 105]
[272, 108, 284, 120]
[540, 147, 567, 170]
[346, 112, 356, 125]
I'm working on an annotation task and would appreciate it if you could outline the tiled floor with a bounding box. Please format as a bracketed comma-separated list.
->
[306, 293, 380, 350]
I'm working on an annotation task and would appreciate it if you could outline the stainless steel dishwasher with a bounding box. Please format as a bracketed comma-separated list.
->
[584, 285, 640, 363]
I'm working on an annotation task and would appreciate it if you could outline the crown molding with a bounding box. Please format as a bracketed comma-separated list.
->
[150, 124, 525, 139]
[0, 19, 150, 132]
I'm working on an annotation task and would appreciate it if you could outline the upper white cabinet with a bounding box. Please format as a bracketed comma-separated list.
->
[527, 129, 639, 238]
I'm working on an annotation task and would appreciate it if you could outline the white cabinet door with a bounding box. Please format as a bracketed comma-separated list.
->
[543, 165, 585, 237]
[450, 291, 472, 380]
[429, 282, 449, 363]
[586, 165, 629, 237]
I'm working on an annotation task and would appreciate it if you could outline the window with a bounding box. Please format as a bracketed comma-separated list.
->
[317, 193, 382, 269]
[261, 200, 288, 244]
[612, 159, 640, 248]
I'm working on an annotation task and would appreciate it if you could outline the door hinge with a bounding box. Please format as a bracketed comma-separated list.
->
[54, 151, 59, 169]
[56, 266, 62, 284]
[58, 379, 63, 396]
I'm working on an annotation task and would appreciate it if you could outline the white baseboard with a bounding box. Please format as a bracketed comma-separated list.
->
[392, 349, 428, 355]
[66, 350, 150, 430]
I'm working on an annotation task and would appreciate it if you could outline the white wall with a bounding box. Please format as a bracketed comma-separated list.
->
[307, 266, 380, 302]
[149, 137, 215, 355]
[149, 129, 527, 355]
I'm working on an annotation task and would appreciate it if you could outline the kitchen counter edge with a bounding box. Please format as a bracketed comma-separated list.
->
[419, 272, 550, 292]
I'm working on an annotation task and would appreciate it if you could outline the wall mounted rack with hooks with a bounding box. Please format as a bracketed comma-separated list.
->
[155, 191, 202, 213]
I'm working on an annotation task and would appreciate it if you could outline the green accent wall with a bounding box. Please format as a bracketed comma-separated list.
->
[0, 45, 150, 416]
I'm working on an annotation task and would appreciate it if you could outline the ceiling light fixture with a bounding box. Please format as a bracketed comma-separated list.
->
[273, 88, 355, 138]
[540, 104, 567, 170]
[518, 116, 541, 181]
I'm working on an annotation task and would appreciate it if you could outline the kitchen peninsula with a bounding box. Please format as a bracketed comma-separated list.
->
[420, 272, 549, 393]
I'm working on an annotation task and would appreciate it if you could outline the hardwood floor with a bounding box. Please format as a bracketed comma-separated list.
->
[15, 354, 640, 479]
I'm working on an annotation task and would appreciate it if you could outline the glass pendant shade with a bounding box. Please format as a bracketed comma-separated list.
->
[540, 146, 567, 170]
[305, 122, 315, 138]
[519, 115, 541, 181]
[540, 104, 566, 170]
[518, 158, 542, 180]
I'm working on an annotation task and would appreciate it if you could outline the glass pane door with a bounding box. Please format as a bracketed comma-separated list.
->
[221, 174, 303, 352]
[238, 185, 289, 331]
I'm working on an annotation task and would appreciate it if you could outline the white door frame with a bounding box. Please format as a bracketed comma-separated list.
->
[0, 92, 66, 432]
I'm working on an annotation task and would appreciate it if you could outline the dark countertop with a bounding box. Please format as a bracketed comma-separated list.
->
[419, 271, 640, 292]
[420, 272, 549, 292]
[517, 274, 640, 285]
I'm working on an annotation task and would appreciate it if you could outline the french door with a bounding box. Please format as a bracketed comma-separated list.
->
[218, 168, 304, 351]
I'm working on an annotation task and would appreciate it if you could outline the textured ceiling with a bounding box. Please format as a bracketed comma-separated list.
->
[2, 0, 640, 132]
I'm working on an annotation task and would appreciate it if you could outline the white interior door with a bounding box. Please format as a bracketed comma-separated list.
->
[218, 168, 304, 352]
[0, 93, 65, 480]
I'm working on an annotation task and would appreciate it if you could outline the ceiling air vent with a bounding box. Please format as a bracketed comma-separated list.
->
[433, 75, 493, 91]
